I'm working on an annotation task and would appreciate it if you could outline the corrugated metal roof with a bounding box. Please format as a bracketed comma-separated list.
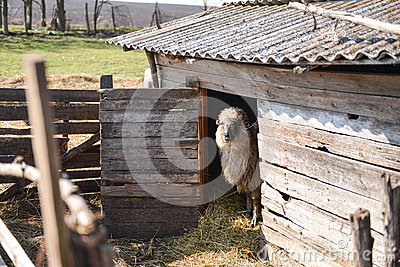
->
[107, 0, 400, 65]
[227, 0, 332, 6]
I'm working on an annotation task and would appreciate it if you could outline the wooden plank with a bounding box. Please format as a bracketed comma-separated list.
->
[101, 170, 199, 184]
[259, 118, 400, 171]
[0, 127, 30, 135]
[258, 100, 400, 146]
[0, 137, 68, 155]
[158, 65, 400, 122]
[260, 212, 350, 267]
[100, 88, 197, 100]
[101, 137, 199, 149]
[100, 122, 197, 139]
[59, 132, 100, 164]
[101, 158, 198, 172]
[260, 182, 385, 258]
[99, 109, 198, 123]
[71, 178, 100, 193]
[104, 221, 198, 239]
[157, 53, 400, 98]
[100, 98, 198, 111]
[0, 88, 99, 102]
[54, 122, 99, 135]
[101, 147, 198, 160]
[0, 155, 34, 165]
[24, 56, 72, 267]
[101, 196, 199, 209]
[0, 103, 99, 121]
[0, 218, 35, 267]
[66, 170, 100, 179]
[260, 164, 384, 234]
[102, 207, 198, 224]
[0, 122, 99, 135]
[101, 185, 200, 199]
[64, 152, 100, 169]
[258, 134, 400, 201]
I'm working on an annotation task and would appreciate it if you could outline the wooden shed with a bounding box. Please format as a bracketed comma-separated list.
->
[106, 0, 400, 264]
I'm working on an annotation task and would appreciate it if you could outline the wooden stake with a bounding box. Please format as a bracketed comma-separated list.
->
[24, 56, 73, 267]
[382, 173, 400, 266]
[350, 208, 373, 267]
[288, 2, 400, 35]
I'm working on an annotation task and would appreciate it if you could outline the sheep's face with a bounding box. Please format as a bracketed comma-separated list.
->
[216, 107, 249, 147]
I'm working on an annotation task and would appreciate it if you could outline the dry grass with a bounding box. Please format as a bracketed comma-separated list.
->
[0, 74, 144, 89]
[0, 193, 270, 266]
[110, 193, 268, 267]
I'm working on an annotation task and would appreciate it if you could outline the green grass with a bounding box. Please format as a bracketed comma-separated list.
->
[0, 26, 148, 78]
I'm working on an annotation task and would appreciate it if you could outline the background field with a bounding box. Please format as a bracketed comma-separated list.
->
[0, 26, 148, 89]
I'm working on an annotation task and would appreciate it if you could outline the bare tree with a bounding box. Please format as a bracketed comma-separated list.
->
[0, 0, 2, 29]
[56, 0, 65, 32]
[27, 0, 32, 30]
[85, 3, 90, 35]
[203, 0, 208, 11]
[22, 0, 28, 33]
[111, 5, 116, 31]
[40, 0, 46, 27]
[93, 0, 109, 35]
[2, 0, 8, 35]
[150, 2, 161, 29]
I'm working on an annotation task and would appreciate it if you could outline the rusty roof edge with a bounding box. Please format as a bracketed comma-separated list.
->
[127, 43, 400, 65]
[224, 0, 335, 6]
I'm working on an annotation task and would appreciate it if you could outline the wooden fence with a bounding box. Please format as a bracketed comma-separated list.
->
[0, 87, 100, 199]
[0, 57, 111, 267]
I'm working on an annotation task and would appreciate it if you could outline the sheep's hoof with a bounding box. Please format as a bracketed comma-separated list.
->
[250, 216, 260, 228]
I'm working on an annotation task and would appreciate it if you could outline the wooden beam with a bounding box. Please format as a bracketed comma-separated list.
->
[382, 173, 400, 266]
[350, 209, 374, 267]
[0, 218, 34, 267]
[100, 75, 113, 89]
[198, 88, 207, 214]
[288, 2, 400, 35]
[24, 56, 73, 267]
[146, 51, 160, 88]
[58, 132, 100, 164]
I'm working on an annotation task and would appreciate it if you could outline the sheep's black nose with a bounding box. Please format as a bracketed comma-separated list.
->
[223, 133, 230, 142]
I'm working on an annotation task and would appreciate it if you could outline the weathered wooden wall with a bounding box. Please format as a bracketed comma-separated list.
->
[0, 88, 100, 194]
[99, 88, 200, 239]
[155, 53, 400, 266]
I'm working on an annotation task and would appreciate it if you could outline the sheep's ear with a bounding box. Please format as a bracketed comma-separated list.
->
[216, 119, 221, 125]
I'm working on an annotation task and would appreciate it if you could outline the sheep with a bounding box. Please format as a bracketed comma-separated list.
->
[215, 107, 261, 227]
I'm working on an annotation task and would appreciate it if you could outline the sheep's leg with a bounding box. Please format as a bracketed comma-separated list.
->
[246, 194, 253, 219]
[250, 185, 261, 227]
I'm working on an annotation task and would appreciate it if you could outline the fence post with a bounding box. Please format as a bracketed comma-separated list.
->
[24, 56, 73, 267]
[100, 75, 113, 89]
[350, 208, 373, 267]
[382, 173, 400, 266]
[145, 51, 160, 88]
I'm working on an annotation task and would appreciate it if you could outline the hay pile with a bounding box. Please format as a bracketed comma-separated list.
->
[0, 74, 143, 89]
[0, 192, 269, 266]
[110, 192, 268, 266]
